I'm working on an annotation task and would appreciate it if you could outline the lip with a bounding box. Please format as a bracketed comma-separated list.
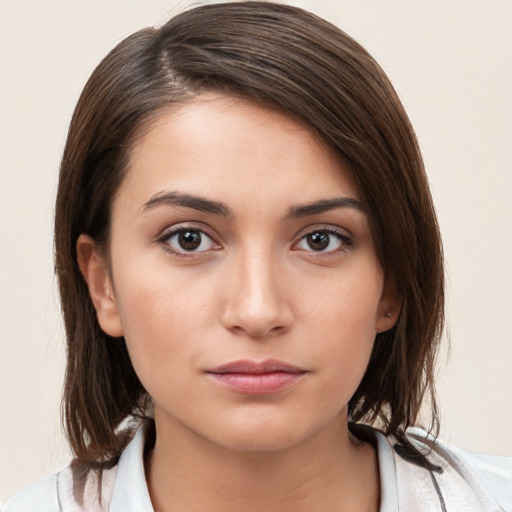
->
[206, 359, 307, 395]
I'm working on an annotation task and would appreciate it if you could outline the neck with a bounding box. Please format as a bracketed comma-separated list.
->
[145, 412, 380, 512]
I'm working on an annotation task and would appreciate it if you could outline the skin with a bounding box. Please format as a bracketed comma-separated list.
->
[78, 94, 399, 511]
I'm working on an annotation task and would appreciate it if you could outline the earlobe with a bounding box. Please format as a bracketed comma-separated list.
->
[76, 234, 124, 337]
[375, 281, 401, 333]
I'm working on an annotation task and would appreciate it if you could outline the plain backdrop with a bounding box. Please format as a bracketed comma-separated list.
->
[1, 0, 511, 503]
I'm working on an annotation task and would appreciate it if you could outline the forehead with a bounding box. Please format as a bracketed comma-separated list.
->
[120, 94, 359, 210]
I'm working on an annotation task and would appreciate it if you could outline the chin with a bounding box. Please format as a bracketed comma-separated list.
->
[202, 411, 329, 454]
[215, 426, 310, 454]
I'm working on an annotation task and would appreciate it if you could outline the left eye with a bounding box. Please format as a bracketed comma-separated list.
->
[165, 229, 218, 254]
[295, 230, 349, 253]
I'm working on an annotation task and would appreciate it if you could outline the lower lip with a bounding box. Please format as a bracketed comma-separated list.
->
[209, 371, 305, 394]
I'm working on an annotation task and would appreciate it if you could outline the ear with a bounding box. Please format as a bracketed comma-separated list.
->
[76, 234, 124, 337]
[375, 280, 401, 334]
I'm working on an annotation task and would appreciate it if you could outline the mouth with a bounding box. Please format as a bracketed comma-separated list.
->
[206, 359, 307, 394]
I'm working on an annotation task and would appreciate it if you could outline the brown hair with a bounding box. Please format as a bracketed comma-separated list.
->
[55, 1, 444, 470]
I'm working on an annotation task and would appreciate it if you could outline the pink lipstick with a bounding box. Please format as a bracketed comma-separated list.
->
[206, 359, 306, 394]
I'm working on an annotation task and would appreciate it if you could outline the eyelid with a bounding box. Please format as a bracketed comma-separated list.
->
[156, 223, 223, 256]
[291, 225, 353, 254]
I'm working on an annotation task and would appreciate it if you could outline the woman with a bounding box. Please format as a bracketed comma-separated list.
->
[4, 2, 510, 511]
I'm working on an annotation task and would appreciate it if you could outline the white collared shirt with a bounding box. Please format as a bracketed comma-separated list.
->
[4, 422, 511, 511]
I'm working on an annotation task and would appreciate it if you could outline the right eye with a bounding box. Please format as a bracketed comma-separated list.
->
[163, 228, 221, 255]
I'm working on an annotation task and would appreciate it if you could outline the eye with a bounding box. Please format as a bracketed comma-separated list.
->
[295, 229, 351, 253]
[163, 228, 220, 255]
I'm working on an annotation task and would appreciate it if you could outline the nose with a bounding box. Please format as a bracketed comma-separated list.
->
[221, 248, 294, 338]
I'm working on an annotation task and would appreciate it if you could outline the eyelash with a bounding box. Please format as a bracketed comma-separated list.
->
[293, 227, 353, 255]
[157, 226, 221, 257]
[156, 225, 353, 257]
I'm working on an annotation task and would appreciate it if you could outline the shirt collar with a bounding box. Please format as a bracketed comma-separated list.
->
[372, 429, 400, 511]
[109, 422, 154, 512]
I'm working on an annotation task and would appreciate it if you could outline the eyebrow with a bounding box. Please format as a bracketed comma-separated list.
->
[140, 191, 363, 219]
[285, 197, 363, 219]
[141, 191, 233, 217]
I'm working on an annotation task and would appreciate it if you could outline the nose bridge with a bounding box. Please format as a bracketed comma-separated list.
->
[222, 242, 293, 337]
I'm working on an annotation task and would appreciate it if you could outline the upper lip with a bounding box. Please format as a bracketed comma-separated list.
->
[207, 359, 305, 374]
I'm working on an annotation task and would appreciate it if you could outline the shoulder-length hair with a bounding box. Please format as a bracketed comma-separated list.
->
[55, 1, 444, 469]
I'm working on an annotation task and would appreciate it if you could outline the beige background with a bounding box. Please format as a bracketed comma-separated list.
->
[1, 0, 511, 503]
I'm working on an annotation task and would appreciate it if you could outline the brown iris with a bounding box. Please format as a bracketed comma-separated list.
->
[178, 230, 202, 250]
[306, 232, 330, 251]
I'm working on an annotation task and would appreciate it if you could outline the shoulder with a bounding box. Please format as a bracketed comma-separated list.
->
[2, 473, 60, 512]
[397, 427, 512, 511]
[452, 447, 512, 506]
[2, 422, 151, 512]
[2, 461, 118, 512]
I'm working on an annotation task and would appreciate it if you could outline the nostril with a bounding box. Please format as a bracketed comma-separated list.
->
[223, 304, 294, 338]
[230, 322, 286, 338]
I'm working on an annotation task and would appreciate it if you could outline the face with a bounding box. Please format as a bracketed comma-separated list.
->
[79, 94, 397, 453]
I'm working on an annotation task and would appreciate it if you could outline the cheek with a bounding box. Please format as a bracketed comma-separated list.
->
[299, 269, 382, 384]
[301, 265, 383, 338]
[112, 262, 218, 378]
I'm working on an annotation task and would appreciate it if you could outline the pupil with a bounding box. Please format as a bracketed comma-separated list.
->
[179, 230, 201, 250]
[307, 232, 329, 251]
